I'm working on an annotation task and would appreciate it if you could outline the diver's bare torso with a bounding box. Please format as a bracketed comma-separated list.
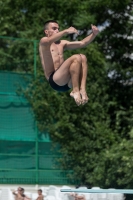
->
[39, 39, 67, 80]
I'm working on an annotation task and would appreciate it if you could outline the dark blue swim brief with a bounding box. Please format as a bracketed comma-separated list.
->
[49, 72, 70, 92]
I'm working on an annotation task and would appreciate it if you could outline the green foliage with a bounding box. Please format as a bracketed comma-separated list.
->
[23, 45, 115, 187]
[1, 0, 133, 190]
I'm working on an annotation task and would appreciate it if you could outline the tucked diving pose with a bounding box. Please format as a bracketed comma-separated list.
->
[39, 20, 99, 106]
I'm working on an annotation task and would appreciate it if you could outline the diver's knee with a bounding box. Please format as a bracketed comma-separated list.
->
[71, 54, 82, 64]
[80, 54, 87, 63]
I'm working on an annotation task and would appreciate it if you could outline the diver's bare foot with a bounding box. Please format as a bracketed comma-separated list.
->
[80, 90, 89, 105]
[70, 91, 74, 98]
[70, 91, 82, 106]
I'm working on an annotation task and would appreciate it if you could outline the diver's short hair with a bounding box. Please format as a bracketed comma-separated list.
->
[44, 20, 58, 31]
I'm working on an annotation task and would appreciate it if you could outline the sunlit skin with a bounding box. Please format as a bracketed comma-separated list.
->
[12, 188, 24, 200]
[39, 22, 99, 106]
[70, 192, 86, 200]
[36, 190, 44, 200]
[20, 189, 31, 200]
